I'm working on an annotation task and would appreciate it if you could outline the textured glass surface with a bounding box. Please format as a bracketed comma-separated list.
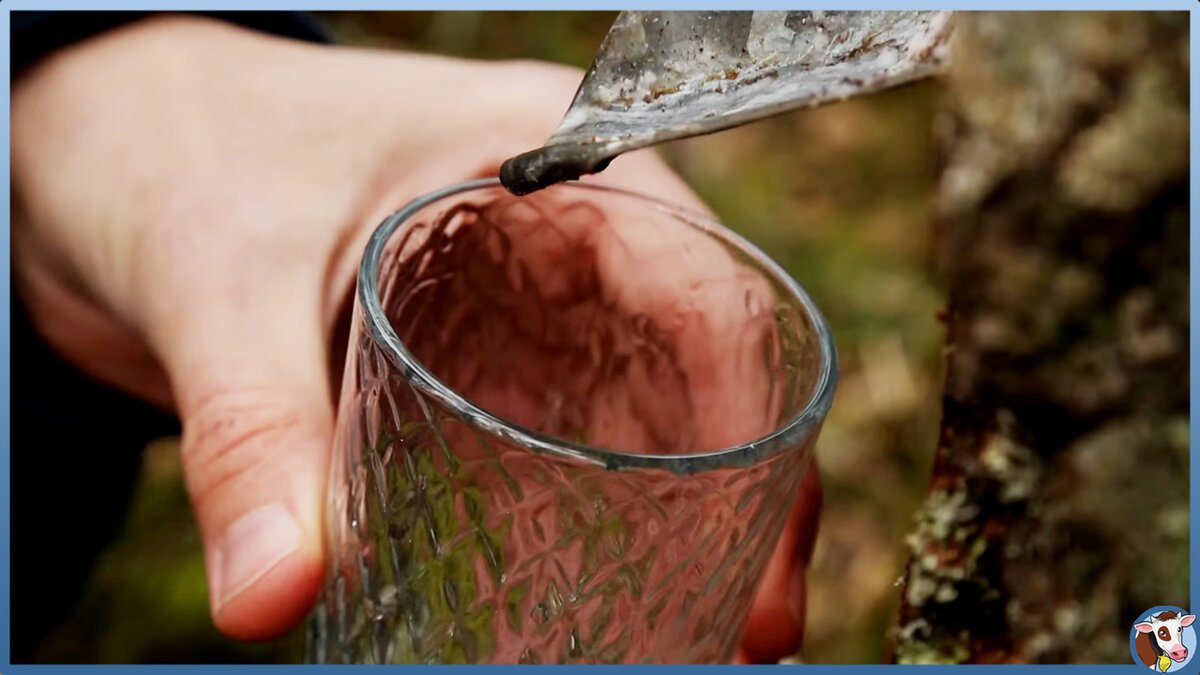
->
[307, 181, 835, 664]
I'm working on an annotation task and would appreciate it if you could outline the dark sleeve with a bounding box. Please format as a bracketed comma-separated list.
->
[10, 11, 332, 663]
[13, 10, 332, 75]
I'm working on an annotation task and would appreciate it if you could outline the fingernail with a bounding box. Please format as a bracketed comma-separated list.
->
[210, 503, 302, 612]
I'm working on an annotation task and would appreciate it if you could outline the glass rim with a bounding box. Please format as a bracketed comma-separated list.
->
[358, 177, 838, 475]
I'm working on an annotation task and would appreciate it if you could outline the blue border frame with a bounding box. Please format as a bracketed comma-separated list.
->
[1, 3, 1195, 671]
[1, 7, 9, 669]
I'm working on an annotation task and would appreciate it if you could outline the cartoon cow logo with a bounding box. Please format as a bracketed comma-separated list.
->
[1130, 606, 1196, 672]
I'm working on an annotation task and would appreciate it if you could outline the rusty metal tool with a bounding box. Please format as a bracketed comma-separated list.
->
[500, 11, 954, 195]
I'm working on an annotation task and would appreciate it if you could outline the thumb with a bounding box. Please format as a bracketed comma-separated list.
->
[164, 294, 332, 641]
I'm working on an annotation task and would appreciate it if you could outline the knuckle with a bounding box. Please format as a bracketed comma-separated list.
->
[486, 60, 587, 126]
[180, 387, 305, 503]
[496, 59, 585, 88]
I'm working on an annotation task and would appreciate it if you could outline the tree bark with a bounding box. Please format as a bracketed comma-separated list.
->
[892, 11, 1189, 664]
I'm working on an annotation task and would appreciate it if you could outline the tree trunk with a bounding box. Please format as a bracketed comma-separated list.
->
[892, 11, 1189, 664]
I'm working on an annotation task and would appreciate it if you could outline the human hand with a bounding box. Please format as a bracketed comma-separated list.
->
[12, 15, 819, 661]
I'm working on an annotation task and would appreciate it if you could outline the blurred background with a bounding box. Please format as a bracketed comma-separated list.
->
[31, 12, 944, 664]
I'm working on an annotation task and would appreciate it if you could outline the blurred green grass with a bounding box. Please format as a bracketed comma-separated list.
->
[36, 12, 943, 664]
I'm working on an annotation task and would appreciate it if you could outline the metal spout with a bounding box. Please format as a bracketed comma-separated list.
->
[500, 11, 954, 195]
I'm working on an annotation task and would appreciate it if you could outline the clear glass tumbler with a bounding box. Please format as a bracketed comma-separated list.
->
[306, 178, 837, 664]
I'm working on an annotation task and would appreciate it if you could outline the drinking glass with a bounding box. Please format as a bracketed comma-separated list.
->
[306, 178, 837, 664]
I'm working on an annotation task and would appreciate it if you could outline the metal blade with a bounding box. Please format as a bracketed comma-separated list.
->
[500, 10, 954, 194]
